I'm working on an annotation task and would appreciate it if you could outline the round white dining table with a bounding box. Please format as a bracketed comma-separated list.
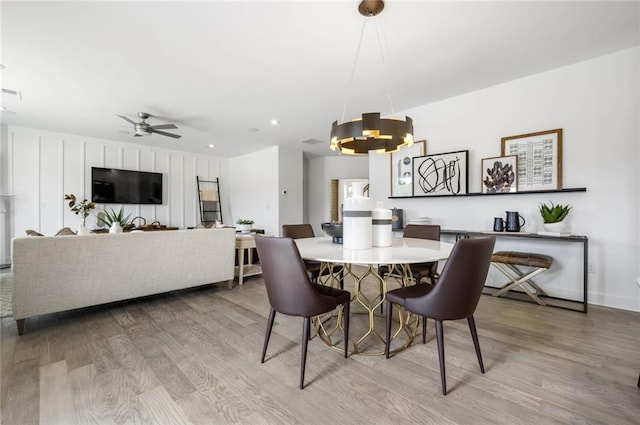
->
[294, 236, 454, 355]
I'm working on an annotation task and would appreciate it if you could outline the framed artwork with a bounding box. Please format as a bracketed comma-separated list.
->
[390, 140, 426, 197]
[501, 128, 563, 191]
[481, 155, 518, 193]
[413, 150, 468, 196]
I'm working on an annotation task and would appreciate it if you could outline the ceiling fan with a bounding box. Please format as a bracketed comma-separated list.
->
[117, 112, 182, 139]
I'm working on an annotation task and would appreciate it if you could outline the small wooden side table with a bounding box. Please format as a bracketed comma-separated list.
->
[235, 234, 262, 285]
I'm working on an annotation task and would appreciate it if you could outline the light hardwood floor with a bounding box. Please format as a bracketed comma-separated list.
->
[1, 273, 639, 425]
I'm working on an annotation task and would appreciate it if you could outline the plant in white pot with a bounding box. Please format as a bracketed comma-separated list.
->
[236, 219, 254, 233]
[539, 201, 571, 233]
[98, 207, 132, 233]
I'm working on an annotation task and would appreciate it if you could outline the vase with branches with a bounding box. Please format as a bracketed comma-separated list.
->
[64, 194, 96, 227]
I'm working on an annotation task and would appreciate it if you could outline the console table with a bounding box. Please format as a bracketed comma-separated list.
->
[235, 234, 262, 285]
[442, 229, 588, 313]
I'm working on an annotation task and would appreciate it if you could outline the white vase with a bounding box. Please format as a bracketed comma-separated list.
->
[543, 222, 567, 233]
[77, 224, 90, 236]
[372, 202, 392, 247]
[237, 224, 252, 233]
[343, 182, 372, 250]
[109, 222, 123, 234]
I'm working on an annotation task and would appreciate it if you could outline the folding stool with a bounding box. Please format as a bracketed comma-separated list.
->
[490, 251, 553, 306]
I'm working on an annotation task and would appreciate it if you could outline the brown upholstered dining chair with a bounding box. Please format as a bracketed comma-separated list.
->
[385, 236, 496, 395]
[282, 224, 344, 289]
[255, 235, 351, 389]
[379, 224, 441, 285]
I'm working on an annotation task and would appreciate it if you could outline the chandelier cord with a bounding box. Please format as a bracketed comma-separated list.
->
[374, 16, 396, 115]
[340, 18, 369, 123]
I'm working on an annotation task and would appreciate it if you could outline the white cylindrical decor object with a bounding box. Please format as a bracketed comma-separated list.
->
[109, 222, 123, 234]
[343, 182, 372, 250]
[372, 202, 392, 247]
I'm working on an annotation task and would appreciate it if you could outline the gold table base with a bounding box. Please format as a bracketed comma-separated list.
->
[313, 262, 420, 356]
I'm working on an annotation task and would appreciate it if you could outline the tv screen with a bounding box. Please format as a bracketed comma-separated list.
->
[91, 167, 163, 205]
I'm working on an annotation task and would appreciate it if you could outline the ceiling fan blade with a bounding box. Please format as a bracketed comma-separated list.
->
[150, 129, 182, 139]
[116, 114, 137, 125]
[149, 123, 178, 130]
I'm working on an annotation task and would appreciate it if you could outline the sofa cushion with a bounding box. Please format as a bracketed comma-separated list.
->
[55, 227, 76, 236]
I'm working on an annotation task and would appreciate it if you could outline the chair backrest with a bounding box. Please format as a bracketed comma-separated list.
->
[282, 224, 315, 239]
[405, 237, 496, 321]
[254, 235, 337, 317]
[403, 224, 441, 241]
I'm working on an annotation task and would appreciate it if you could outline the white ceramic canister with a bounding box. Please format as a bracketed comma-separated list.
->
[372, 202, 392, 247]
[343, 182, 372, 249]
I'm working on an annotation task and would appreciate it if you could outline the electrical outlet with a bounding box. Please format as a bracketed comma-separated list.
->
[588, 263, 596, 273]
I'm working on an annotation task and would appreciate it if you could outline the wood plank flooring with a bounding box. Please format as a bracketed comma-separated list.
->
[1, 274, 639, 425]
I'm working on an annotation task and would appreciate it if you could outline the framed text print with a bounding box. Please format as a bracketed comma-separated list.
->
[501, 128, 563, 191]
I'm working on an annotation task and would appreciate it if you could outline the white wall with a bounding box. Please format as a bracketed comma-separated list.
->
[229, 145, 303, 236]
[307, 156, 369, 236]
[369, 47, 640, 312]
[278, 147, 303, 233]
[229, 147, 278, 235]
[4, 126, 229, 241]
[0, 125, 11, 265]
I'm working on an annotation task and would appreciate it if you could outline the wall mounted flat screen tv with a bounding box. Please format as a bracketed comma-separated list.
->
[91, 167, 163, 204]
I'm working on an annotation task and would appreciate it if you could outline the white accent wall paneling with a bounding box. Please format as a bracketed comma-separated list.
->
[6, 127, 229, 236]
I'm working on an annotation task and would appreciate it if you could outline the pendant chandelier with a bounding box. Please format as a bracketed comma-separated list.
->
[330, 0, 414, 155]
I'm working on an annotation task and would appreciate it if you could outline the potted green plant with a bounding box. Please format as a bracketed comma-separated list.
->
[539, 201, 571, 232]
[236, 219, 254, 233]
[98, 207, 133, 233]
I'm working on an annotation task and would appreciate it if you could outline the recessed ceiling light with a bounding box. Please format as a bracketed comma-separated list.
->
[270, 119, 279, 125]
[208, 144, 215, 148]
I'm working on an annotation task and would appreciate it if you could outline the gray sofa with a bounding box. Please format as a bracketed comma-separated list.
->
[11, 228, 236, 334]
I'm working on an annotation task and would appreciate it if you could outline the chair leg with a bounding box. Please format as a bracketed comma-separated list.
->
[385, 301, 393, 358]
[339, 269, 344, 290]
[468, 315, 485, 374]
[422, 316, 428, 344]
[307, 316, 312, 341]
[301, 317, 310, 389]
[435, 320, 447, 395]
[343, 301, 350, 358]
[261, 308, 276, 363]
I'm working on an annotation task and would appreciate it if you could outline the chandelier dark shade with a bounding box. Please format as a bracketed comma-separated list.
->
[329, 0, 415, 155]
[330, 113, 414, 155]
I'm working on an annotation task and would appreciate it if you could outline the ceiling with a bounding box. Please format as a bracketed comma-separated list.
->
[1, 1, 639, 159]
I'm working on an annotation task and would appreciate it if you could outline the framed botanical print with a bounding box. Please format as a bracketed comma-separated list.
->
[390, 140, 426, 197]
[481, 155, 518, 193]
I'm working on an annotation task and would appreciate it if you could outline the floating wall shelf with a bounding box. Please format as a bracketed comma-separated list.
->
[388, 187, 587, 199]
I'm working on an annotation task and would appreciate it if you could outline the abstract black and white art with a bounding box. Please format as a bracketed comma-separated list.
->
[413, 150, 468, 196]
